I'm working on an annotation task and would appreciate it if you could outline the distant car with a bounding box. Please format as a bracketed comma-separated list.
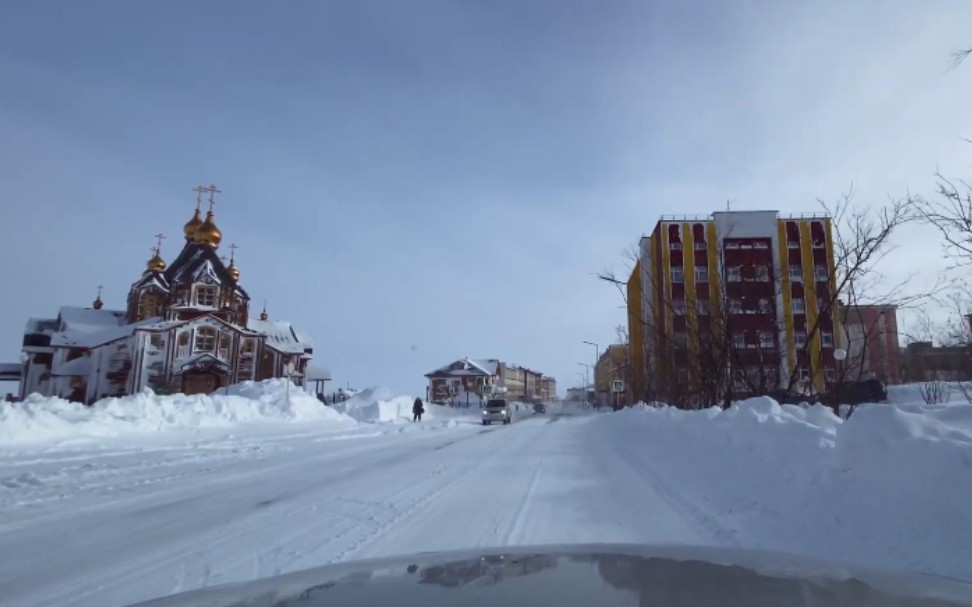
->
[482, 399, 512, 425]
[533, 403, 546, 414]
[826, 379, 888, 405]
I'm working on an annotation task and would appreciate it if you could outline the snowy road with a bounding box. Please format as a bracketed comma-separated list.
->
[0, 412, 713, 607]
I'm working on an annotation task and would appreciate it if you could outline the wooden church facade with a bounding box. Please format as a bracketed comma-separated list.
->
[18, 186, 313, 404]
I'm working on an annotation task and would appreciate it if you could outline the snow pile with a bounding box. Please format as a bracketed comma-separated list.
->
[332, 387, 484, 425]
[590, 396, 972, 581]
[0, 379, 355, 446]
[332, 387, 416, 423]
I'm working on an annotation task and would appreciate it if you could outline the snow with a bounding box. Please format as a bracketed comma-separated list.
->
[0, 379, 355, 446]
[594, 395, 972, 582]
[0, 385, 970, 607]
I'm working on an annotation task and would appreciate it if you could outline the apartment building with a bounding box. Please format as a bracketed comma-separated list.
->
[839, 303, 902, 384]
[627, 210, 841, 404]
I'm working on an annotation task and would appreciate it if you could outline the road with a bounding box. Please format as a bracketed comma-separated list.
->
[0, 411, 715, 607]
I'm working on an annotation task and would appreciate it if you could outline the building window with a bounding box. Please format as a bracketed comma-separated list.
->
[177, 331, 190, 357]
[825, 368, 836, 383]
[758, 331, 775, 349]
[789, 265, 803, 281]
[814, 265, 829, 281]
[697, 300, 711, 315]
[729, 298, 743, 314]
[671, 299, 687, 315]
[788, 239, 800, 249]
[725, 241, 740, 250]
[195, 286, 217, 307]
[695, 267, 709, 282]
[754, 241, 769, 250]
[793, 298, 806, 314]
[817, 296, 829, 313]
[673, 332, 688, 348]
[218, 331, 231, 359]
[757, 298, 771, 314]
[821, 331, 834, 348]
[733, 333, 747, 349]
[195, 327, 217, 353]
[150, 334, 164, 349]
[756, 265, 769, 282]
[795, 332, 808, 349]
[727, 266, 742, 282]
[240, 339, 255, 355]
[671, 268, 684, 283]
[694, 241, 707, 250]
[669, 241, 682, 251]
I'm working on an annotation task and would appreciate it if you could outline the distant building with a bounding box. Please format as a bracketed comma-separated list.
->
[838, 303, 902, 384]
[628, 211, 841, 405]
[902, 342, 972, 382]
[14, 186, 314, 404]
[594, 344, 630, 406]
[424, 358, 549, 403]
[540, 376, 557, 401]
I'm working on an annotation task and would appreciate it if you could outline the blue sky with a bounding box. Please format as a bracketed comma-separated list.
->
[1, 1, 971, 395]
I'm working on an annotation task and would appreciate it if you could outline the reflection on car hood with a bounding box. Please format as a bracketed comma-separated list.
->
[128, 544, 972, 607]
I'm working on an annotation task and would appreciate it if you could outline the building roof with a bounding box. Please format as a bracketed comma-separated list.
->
[247, 318, 311, 355]
[0, 363, 22, 381]
[164, 241, 249, 299]
[47, 307, 132, 348]
[425, 358, 500, 378]
[306, 366, 332, 381]
[52, 356, 91, 376]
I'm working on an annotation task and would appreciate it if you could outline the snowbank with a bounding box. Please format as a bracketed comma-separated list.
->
[589, 395, 972, 581]
[332, 387, 483, 425]
[332, 387, 416, 423]
[0, 379, 356, 446]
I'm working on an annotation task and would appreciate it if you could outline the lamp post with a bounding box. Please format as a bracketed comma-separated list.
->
[583, 340, 599, 404]
[578, 362, 591, 405]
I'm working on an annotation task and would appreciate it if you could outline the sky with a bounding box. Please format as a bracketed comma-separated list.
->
[1, 1, 971, 396]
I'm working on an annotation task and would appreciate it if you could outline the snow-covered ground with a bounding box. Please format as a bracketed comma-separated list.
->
[0, 384, 969, 606]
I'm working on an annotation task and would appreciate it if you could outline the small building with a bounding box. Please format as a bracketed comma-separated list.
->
[16, 186, 314, 404]
[594, 344, 631, 406]
[424, 358, 549, 403]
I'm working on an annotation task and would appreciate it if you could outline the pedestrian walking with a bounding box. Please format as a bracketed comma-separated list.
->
[413, 397, 425, 422]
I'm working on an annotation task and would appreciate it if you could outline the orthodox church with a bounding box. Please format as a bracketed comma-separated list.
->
[18, 186, 313, 403]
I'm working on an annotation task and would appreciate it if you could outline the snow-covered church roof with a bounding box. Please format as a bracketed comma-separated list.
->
[247, 318, 312, 355]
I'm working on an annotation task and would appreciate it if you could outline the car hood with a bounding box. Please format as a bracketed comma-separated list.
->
[127, 544, 972, 607]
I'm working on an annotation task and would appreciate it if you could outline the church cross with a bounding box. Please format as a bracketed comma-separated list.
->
[192, 185, 207, 210]
[206, 184, 222, 212]
[153, 233, 165, 255]
[96, 285, 103, 298]
[228, 243, 238, 263]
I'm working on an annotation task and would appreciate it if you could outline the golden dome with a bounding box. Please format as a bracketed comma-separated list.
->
[194, 211, 222, 247]
[228, 263, 240, 281]
[146, 252, 166, 273]
[183, 207, 202, 240]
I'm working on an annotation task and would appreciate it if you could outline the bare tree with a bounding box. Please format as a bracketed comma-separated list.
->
[909, 174, 972, 268]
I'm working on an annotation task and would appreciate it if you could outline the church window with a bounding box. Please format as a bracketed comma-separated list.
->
[177, 331, 190, 357]
[195, 286, 217, 307]
[218, 332, 231, 359]
[150, 334, 164, 349]
[138, 293, 160, 319]
[195, 327, 216, 353]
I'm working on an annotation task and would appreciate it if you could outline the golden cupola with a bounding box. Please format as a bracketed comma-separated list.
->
[227, 243, 240, 281]
[194, 184, 223, 248]
[195, 211, 222, 247]
[144, 234, 167, 275]
[183, 207, 202, 241]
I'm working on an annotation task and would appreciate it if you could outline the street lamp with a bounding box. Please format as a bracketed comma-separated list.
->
[583, 340, 599, 405]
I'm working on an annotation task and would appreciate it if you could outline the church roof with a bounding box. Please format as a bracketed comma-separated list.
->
[163, 242, 249, 299]
[247, 318, 311, 355]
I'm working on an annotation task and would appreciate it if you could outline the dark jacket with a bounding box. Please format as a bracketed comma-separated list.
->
[413, 398, 424, 414]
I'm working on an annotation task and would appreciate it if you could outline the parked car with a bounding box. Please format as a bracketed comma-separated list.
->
[824, 379, 888, 405]
[482, 399, 512, 425]
[533, 403, 546, 414]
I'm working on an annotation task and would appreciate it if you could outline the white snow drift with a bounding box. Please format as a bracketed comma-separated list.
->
[0, 379, 356, 445]
[591, 394, 972, 581]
